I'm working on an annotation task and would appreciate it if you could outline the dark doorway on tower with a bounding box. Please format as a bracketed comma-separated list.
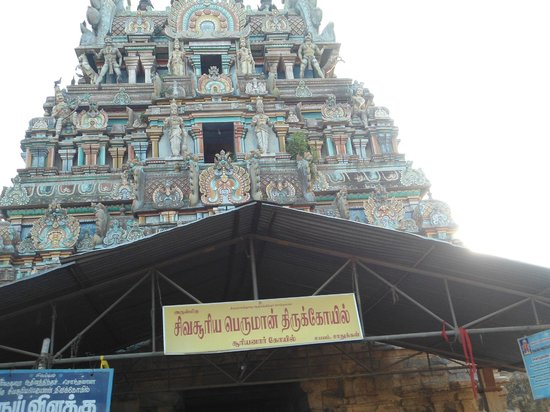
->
[200, 54, 222, 75]
[203, 122, 234, 163]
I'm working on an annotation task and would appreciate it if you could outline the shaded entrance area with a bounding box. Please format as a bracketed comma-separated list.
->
[182, 383, 308, 412]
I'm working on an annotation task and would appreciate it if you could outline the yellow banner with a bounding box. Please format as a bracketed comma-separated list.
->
[163, 294, 363, 355]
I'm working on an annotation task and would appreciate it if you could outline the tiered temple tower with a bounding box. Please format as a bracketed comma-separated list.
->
[0, 0, 455, 282]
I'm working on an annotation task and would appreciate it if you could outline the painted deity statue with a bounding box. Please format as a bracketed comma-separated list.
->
[95, 36, 123, 84]
[298, 33, 324, 78]
[164, 100, 188, 157]
[52, 83, 74, 138]
[238, 38, 255, 76]
[251, 97, 273, 154]
[351, 86, 370, 128]
[168, 40, 186, 77]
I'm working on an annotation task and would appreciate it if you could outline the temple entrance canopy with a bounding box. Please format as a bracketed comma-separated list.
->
[1, 203, 549, 373]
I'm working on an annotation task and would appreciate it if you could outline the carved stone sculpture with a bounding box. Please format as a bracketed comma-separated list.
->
[322, 95, 351, 122]
[196, 67, 234, 96]
[286, 0, 335, 42]
[334, 188, 350, 219]
[199, 151, 251, 205]
[251, 97, 276, 154]
[0, 223, 17, 254]
[351, 86, 371, 128]
[95, 36, 123, 84]
[295, 80, 312, 98]
[298, 33, 324, 79]
[262, 9, 290, 33]
[168, 40, 186, 77]
[163, 100, 190, 157]
[238, 38, 256, 76]
[30, 201, 81, 251]
[92, 203, 110, 247]
[77, 54, 99, 84]
[74, 102, 109, 131]
[152, 70, 164, 99]
[52, 84, 75, 138]
[82, 0, 125, 46]
[0, 177, 30, 207]
[245, 78, 268, 95]
[323, 52, 344, 79]
[364, 187, 405, 230]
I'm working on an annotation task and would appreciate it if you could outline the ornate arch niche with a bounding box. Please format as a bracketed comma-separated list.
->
[166, 0, 248, 38]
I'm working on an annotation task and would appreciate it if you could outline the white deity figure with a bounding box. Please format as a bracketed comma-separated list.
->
[238, 38, 256, 76]
[251, 97, 274, 154]
[95, 36, 123, 84]
[298, 33, 324, 79]
[168, 40, 186, 77]
[52, 83, 74, 138]
[164, 100, 188, 157]
[351, 86, 370, 128]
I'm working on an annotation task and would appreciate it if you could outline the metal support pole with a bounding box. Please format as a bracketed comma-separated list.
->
[157, 270, 203, 304]
[0, 345, 40, 358]
[313, 260, 351, 296]
[531, 299, 540, 325]
[363, 324, 550, 342]
[352, 261, 365, 335]
[50, 304, 57, 357]
[444, 279, 458, 328]
[37, 339, 51, 369]
[462, 298, 530, 329]
[357, 261, 454, 329]
[250, 238, 259, 300]
[151, 271, 156, 353]
[54, 273, 150, 359]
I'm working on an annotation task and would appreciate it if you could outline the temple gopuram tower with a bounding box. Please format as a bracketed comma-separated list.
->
[0, 0, 455, 280]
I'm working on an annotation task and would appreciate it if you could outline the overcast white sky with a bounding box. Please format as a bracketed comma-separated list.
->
[0, 0, 549, 267]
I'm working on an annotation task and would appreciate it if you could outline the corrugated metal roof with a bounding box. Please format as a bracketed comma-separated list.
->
[0, 202, 549, 369]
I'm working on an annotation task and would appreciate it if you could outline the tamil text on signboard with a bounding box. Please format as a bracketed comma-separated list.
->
[163, 293, 363, 355]
[0, 369, 114, 411]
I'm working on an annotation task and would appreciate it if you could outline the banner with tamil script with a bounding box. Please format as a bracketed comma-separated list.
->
[0, 369, 114, 411]
[163, 293, 363, 355]
[518, 330, 550, 400]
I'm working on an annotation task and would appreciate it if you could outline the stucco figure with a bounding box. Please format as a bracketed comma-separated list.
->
[168, 40, 186, 77]
[298, 33, 324, 79]
[164, 100, 189, 157]
[52, 83, 75, 138]
[95, 36, 123, 84]
[351, 86, 371, 128]
[251, 97, 275, 154]
[238, 38, 256, 76]
[77, 54, 99, 84]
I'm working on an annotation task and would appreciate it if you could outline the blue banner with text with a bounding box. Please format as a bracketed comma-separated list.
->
[519, 330, 550, 400]
[0, 369, 114, 411]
